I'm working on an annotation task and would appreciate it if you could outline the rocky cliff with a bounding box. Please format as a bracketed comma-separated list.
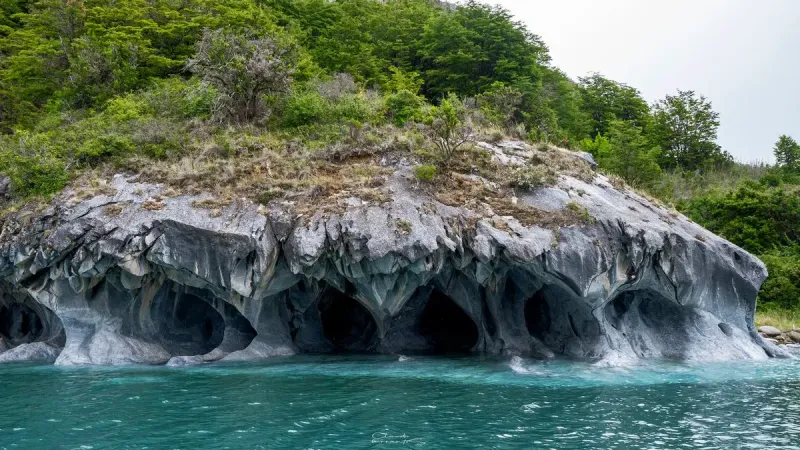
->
[0, 141, 781, 365]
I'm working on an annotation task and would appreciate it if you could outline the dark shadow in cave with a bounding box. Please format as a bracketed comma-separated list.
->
[524, 284, 601, 357]
[603, 289, 690, 359]
[0, 303, 44, 345]
[318, 289, 378, 353]
[524, 289, 551, 343]
[419, 290, 479, 354]
[150, 288, 225, 356]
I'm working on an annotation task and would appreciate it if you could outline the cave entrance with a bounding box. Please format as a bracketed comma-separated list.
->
[524, 289, 551, 343]
[604, 289, 690, 359]
[419, 290, 478, 354]
[0, 303, 44, 345]
[318, 289, 378, 353]
[524, 285, 601, 357]
[151, 290, 225, 356]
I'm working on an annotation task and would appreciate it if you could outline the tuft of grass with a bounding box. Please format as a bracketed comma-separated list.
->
[104, 204, 125, 216]
[756, 304, 800, 331]
[414, 164, 437, 182]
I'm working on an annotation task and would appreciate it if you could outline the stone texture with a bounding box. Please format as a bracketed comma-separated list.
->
[758, 326, 783, 337]
[0, 142, 781, 365]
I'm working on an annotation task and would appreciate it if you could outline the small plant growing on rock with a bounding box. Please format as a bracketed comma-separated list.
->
[508, 166, 556, 191]
[414, 164, 437, 182]
[424, 94, 473, 171]
[566, 201, 596, 224]
[104, 204, 124, 217]
[396, 219, 412, 235]
[142, 197, 166, 211]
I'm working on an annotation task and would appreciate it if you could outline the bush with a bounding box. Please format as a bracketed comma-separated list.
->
[283, 89, 327, 128]
[0, 139, 69, 197]
[760, 251, 800, 309]
[414, 164, 437, 182]
[282, 79, 383, 129]
[508, 166, 555, 190]
[188, 29, 297, 124]
[424, 94, 472, 170]
[141, 78, 216, 120]
[681, 182, 800, 254]
[478, 82, 524, 130]
[386, 90, 424, 126]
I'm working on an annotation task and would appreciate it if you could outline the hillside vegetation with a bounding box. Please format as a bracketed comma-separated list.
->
[0, 0, 798, 319]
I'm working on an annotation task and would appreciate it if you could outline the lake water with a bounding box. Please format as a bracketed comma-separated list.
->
[1, 355, 799, 449]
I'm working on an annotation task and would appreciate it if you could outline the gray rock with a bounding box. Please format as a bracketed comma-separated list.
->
[788, 331, 800, 343]
[0, 342, 61, 363]
[758, 326, 782, 337]
[575, 151, 598, 170]
[0, 143, 776, 365]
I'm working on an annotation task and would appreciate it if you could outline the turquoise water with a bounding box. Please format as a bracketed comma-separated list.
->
[1, 356, 800, 449]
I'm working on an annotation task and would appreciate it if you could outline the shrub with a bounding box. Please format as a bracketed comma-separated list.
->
[508, 166, 554, 190]
[478, 82, 524, 130]
[424, 94, 472, 171]
[282, 80, 383, 129]
[681, 182, 800, 254]
[760, 251, 800, 309]
[141, 78, 216, 120]
[316, 73, 358, 101]
[0, 140, 69, 197]
[386, 89, 424, 126]
[414, 164, 437, 182]
[187, 29, 297, 124]
[283, 89, 327, 128]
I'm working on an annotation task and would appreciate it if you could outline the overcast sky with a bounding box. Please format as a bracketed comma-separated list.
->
[485, 0, 800, 163]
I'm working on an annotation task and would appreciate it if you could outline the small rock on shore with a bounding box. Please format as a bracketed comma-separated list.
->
[759, 326, 800, 344]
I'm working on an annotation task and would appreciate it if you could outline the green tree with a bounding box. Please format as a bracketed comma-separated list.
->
[681, 181, 800, 254]
[187, 29, 297, 124]
[418, 1, 548, 99]
[424, 94, 472, 171]
[0, 0, 279, 128]
[602, 120, 662, 187]
[579, 73, 650, 138]
[774, 135, 800, 172]
[651, 90, 732, 171]
[477, 81, 524, 130]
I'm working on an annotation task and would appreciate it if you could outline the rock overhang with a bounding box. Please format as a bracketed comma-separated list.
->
[0, 142, 781, 365]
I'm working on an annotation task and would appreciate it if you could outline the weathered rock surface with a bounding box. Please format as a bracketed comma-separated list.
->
[0, 142, 782, 365]
[758, 326, 783, 337]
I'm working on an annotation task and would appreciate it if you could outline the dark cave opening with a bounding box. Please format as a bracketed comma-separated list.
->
[0, 303, 44, 345]
[603, 289, 691, 359]
[318, 289, 378, 353]
[151, 290, 226, 356]
[419, 290, 479, 354]
[605, 289, 688, 333]
[524, 289, 551, 343]
[524, 285, 602, 357]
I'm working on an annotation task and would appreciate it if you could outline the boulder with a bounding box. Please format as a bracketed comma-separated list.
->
[758, 326, 782, 337]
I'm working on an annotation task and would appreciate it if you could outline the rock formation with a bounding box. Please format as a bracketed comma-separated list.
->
[0, 142, 782, 365]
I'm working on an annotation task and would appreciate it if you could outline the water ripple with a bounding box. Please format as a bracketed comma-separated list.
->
[0, 356, 799, 449]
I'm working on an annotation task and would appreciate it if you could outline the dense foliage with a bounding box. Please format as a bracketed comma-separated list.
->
[677, 147, 800, 311]
[0, 0, 798, 312]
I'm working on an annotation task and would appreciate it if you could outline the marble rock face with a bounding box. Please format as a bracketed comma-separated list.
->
[0, 142, 782, 365]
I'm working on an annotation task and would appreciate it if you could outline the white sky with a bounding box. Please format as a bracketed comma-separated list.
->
[485, 0, 800, 163]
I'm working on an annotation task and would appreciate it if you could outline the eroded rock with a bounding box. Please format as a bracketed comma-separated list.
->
[0, 142, 778, 365]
